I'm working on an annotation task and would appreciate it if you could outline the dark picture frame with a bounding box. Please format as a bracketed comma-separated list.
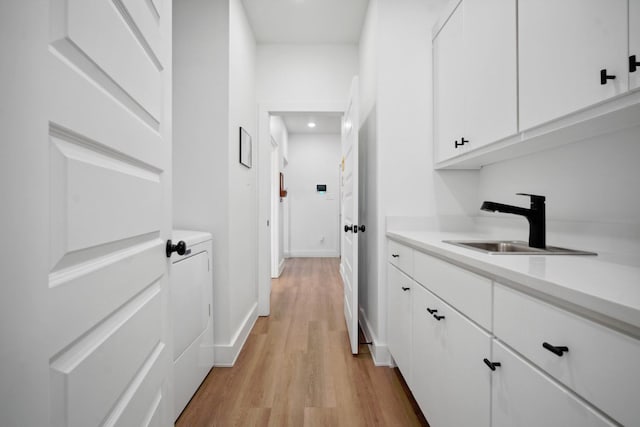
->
[239, 127, 252, 168]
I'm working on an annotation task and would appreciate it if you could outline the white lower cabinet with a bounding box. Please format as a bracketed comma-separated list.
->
[387, 240, 630, 427]
[387, 264, 413, 379]
[491, 340, 615, 427]
[412, 284, 491, 427]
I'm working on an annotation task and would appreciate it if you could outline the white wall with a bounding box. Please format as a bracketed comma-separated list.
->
[227, 0, 258, 343]
[173, 0, 257, 364]
[287, 133, 342, 257]
[357, 0, 478, 364]
[256, 43, 358, 314]
[257, 44, 359, 102]
[357, 0, 380, 353]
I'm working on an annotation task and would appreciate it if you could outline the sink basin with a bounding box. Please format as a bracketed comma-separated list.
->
[443, 240, 597, 255]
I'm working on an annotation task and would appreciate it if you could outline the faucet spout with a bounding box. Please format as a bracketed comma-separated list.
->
[480, 194, 546, 249]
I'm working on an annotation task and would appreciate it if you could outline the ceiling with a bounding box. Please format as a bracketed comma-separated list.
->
[241, 0, 369, 44]
[277, 112, 343, 134]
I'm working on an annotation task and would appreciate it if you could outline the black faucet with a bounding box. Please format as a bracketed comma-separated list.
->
[481, 193, 546, 249]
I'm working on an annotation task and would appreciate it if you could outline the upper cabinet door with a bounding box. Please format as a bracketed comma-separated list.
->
[434, 3, 464, 163]
[519, 0, 628, 131]
[463, 0, 517, 149]
[631, 0, 640, 90]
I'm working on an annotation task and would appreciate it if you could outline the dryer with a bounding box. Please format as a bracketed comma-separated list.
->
[168, 230, 214, 420]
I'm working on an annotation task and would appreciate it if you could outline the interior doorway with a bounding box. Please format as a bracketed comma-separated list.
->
[257, 102, 345, 316]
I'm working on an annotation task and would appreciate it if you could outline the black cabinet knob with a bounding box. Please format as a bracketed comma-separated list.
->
[600, 69, 616, 85]
[401, 286, 410, 291]
[483, 358, 501, 371]
[166, 240, 188, 258]
[426, 308, 438, 314]
[630, 55, 640, 73]
[391, 253, 400, 258]
[542, 342, 569, 357]
[454, 137, 468, 149]
[344, 224, 353, 232]
[433, 314, 445, 321]
[358, 225, 366, 233]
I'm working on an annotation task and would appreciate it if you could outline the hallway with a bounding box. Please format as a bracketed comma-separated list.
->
[176, 258, 428, 426]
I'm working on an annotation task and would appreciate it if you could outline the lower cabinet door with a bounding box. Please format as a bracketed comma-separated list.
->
[491, 341, 616, 427]
[387, 264, 412, 378]
[412, 284, 491, 427]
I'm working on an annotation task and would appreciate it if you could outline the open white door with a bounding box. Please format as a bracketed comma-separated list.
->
[1, 1, 172, 425]
[341, 77, 360, 355]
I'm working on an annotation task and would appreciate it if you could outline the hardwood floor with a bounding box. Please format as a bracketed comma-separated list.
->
[176, 258, 428, 427]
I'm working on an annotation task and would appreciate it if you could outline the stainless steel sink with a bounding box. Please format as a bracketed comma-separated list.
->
[443, 240, 597, 255]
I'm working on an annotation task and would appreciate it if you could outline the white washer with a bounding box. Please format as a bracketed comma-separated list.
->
[169, 230, 214, 420]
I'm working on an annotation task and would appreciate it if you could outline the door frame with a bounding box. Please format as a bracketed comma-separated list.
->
[257, 101, 345, 316]
[270, 136, 280, 278]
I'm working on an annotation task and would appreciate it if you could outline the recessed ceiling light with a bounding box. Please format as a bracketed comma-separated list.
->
[307, 122, 316, 128]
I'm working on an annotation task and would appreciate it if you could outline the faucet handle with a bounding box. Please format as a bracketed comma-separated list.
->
[516, 193, 545, 206]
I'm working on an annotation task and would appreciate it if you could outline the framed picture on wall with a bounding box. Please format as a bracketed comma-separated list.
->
[239, 127, 252, 168]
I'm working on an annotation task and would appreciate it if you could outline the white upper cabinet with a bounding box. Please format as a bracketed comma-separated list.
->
[434, 0, 517, 163]
[518, 0, 628, 131]
[434, 3, 464, 163]
[463, 0, 517, 150]
[631, 0, 640, 90]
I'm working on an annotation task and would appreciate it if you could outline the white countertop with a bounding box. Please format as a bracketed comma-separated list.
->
[387, 230, 640, 333]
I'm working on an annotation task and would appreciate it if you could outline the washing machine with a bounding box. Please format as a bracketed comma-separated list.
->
[168, 230, 214, 420]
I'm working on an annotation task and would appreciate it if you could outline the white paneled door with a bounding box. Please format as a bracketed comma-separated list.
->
[1, 1, 172, 425]
[341, 77, 360, 355]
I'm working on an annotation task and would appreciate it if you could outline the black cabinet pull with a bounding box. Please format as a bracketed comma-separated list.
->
[433, 314, 445, 321]
[454, 137, 468, 148]
[600, 69, 616, 85]
[358, 225, 366, 233]
[391, 253, 400, 258]
[426, 308, 438, 314]
[483, 358, 501, 371]
[166, 240, 188, 258]
[344, 224, 353, 232]
[542, 342, 569, 357]
[630, 55, 640, 73]
[401, 286, 410, 291]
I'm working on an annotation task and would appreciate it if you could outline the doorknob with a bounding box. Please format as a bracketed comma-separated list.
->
[344, 224, 354, 232]
[166, 240, 189, 257]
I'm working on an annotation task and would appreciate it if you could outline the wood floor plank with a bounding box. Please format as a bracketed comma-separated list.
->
[176, 258, 428, 427]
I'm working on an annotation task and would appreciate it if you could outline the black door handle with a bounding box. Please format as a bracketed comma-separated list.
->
[426, 308, 438, 314]
[391, 253, 400, 258]
[630, 55, 640, 73]
[433, 314, 445, 321]
[600, 69, 616, 85]
[358, 225, 366, 233]
[401, 286, 410, 291]
[166, 240, 188, 258]
[483, 358, 501, 371]
[542, 342, 569, 357]
[344, 224, 353, 232]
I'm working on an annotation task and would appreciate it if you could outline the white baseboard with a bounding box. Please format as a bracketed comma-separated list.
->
[359, 307, 391, 366]
[278, 258, 285, 276]
[288, 249, 339, 258]
[214, 302, 258, 367]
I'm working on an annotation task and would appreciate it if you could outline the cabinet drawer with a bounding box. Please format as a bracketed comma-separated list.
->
[388, 240, 413, 276]
[413, 250, 492, 330]
[491, 340, 615, 427]
[494, 284, 640, 426]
